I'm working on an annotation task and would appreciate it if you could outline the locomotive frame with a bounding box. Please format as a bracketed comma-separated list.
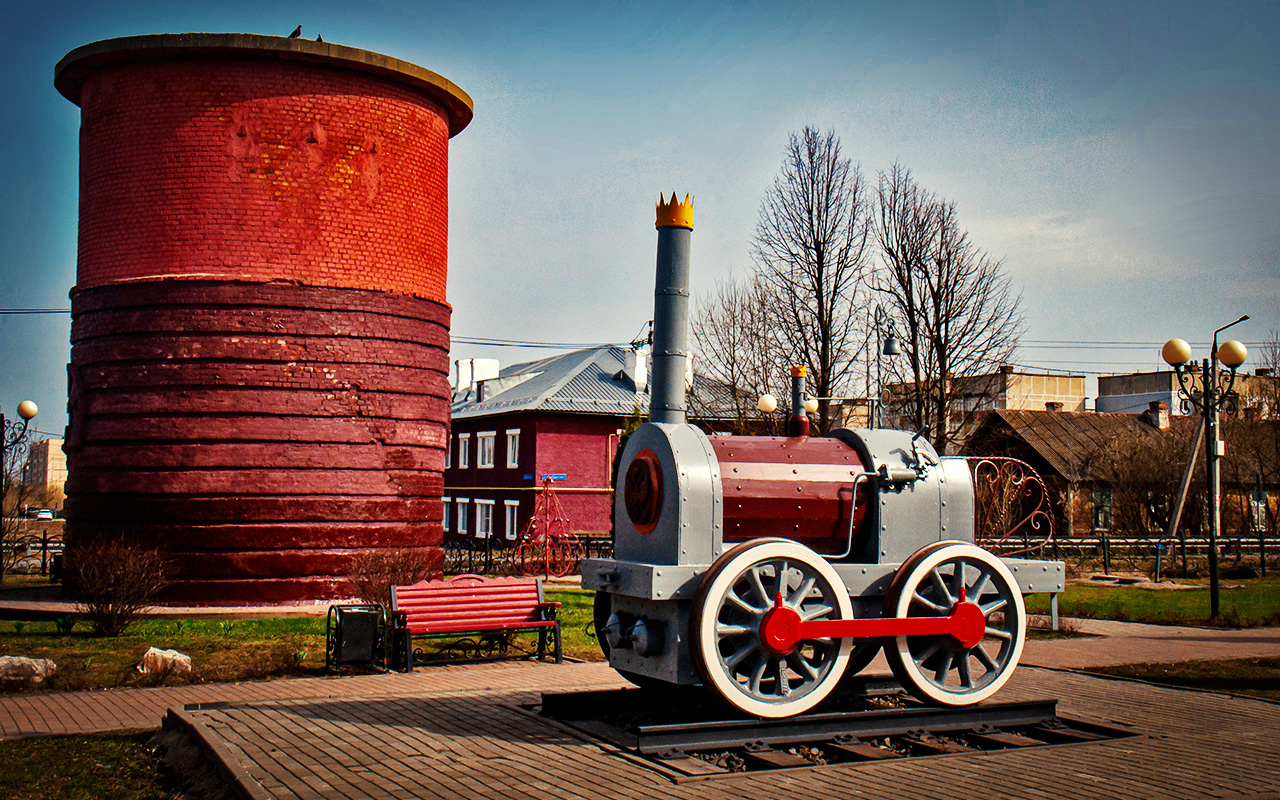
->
[581, 195, 1064, 719]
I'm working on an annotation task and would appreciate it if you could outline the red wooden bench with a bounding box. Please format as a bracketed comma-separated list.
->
[389, 574, 562, 670]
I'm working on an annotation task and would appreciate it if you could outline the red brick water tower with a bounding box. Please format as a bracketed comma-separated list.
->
[55, 34, 472, 603]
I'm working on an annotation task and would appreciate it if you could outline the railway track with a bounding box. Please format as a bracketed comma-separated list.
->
[537, 683, 1134, 778]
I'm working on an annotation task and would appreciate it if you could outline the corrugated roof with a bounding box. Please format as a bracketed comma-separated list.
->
[971, 409, 1198, 482]
[452, 345, 743, 421]
[453, 346, 648, 419]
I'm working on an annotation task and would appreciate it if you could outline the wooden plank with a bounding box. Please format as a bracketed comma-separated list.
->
[967, 730, 1044, 749]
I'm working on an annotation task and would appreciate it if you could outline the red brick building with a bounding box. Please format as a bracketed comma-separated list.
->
[445, 346, 735, 553]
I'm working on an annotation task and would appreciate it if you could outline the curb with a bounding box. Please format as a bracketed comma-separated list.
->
[162, 707, 272, 800]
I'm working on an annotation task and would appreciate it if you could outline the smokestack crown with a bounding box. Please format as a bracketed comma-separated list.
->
[656, 193, 693, 229]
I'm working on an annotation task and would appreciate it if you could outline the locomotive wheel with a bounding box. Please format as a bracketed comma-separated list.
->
[883, 542, 1026, 706]
[690, 539, 852, 718]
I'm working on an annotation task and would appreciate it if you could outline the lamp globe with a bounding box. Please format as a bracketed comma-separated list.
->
[1162, 338, 1192, 366]
[1217, 340, 1248, 369]
[16, 400, 37, 420]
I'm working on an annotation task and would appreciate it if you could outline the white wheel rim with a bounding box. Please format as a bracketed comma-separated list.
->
[888, 543, 1025, 706]
[693, 540, 852, 718]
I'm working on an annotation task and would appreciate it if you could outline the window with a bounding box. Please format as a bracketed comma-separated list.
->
[504, 500, 520, 541]
[476, 499, 494, 539]
[506, 429, 521, 468]
[458, 434, 471, 469]
[456, 497, 469, 535]
[1091, 489, 1112, 532]
[443, 497, 451, 532]
[478, 431, 496, 469]
[444, 437, 451, 469]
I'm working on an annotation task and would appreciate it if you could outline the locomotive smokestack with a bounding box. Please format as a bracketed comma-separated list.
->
[789, 365, 811, 437]
[650, 193, 693, 424]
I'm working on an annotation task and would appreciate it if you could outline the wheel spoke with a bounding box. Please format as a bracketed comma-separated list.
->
[716, 623, 754, 637]
[747, 654, 768, 694]
[788, 651, 820, 681]
[911, 591, 949, 614]
[980, 597, 1009, 615]
[973, 645, 999, 672]
[933, 651, 955, 683]
[951, 560, 967, 597]
[969, 571, 991, 602]
[724, 641, 757, 671]
[957, 653, 973, 687]
[929, 568, 954, 604]
[727, 591, 764, 615]
[775, 559, 790, 598]
[800, 603, 834, 621]
[789, 574, 816, 606]
[748, 566, 770, 606]
[984, 626, 1012, 641]
[913, 637, 946, 665]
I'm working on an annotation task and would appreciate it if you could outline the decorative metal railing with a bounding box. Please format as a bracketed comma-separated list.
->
[965, 456, 1056, 556]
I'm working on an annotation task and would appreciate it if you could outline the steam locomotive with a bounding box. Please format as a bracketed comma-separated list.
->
[580, 195, 1064, 718]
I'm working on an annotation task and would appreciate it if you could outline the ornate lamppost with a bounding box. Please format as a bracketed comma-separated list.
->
[1162, 315, 1249, 618]
[873, 305, 901, 429]
[2, 400, 39, 490]
[2, 402, 39, 576]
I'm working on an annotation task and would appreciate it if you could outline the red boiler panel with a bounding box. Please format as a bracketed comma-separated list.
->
[710, 435, 873, 555]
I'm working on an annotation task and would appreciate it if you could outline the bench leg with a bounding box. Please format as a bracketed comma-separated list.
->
[399, 628, 414, 673]
[553, 623, 562, 664]
[537, 628, 547, 660]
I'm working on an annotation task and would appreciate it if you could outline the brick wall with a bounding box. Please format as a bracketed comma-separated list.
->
[66, 281, 449, 603]
[74, 59, 449, 302]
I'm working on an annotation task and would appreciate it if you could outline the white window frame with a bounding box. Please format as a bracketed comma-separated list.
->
[455, 497, 469, 535]
[442, 496, 451, 532]
[444, 438, 451, 469]
[476, 499, 495, 539]
[504, 500, 520, 541]
[458, 433, 471, 469]
[477, 431, 496, 469]
[506, 429, 521, 469]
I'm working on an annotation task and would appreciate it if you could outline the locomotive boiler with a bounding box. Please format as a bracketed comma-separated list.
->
[580, 194, 1065, 718]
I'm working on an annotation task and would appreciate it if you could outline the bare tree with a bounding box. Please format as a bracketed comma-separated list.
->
[691, 274, 788, 433]
[752, 127, 875, 432]
[0, 438, 41, 582]
[875, 164, 1023, 453]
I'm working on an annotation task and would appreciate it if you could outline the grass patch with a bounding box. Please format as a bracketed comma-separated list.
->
[0, 617, 331, 694]
[1025, 577, 1280, 628]
[1088, 657, 1280, 702]
[0, 589, 605, 694]
[0, 732, 181, 800]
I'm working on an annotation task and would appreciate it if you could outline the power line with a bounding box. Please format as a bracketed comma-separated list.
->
[453, 336, 622, 349]
[0, 308, 71, 314]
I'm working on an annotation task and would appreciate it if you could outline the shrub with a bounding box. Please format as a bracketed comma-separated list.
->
[64, 538, 167, 636]
[348, 548, 434, 610]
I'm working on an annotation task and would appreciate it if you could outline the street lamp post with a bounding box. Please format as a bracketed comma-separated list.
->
[873, 305, 901, 429]
[1163, 316, 1249, 619]
[1, 401, 38, 578]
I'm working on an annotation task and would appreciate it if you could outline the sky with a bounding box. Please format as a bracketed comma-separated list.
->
[3, 0, 1279, 437]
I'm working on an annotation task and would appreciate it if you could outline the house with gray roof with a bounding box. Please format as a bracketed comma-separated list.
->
[444, 345, 739, 554]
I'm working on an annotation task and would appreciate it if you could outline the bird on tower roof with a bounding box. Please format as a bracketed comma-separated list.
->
[288, 25, 301, 38]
